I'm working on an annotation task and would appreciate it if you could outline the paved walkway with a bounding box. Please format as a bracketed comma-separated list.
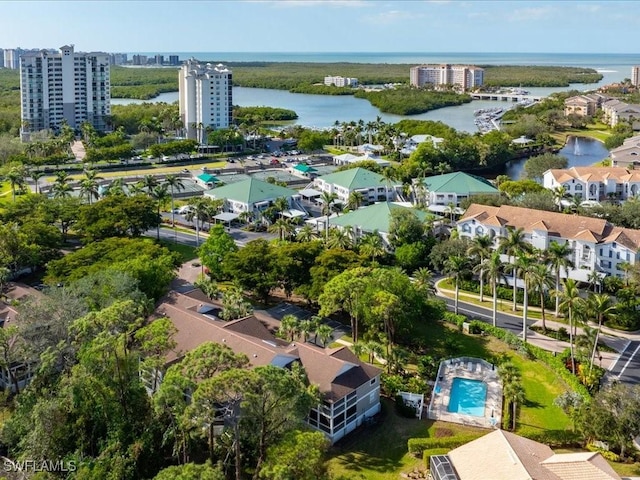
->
[70, 140, 86, 162]
[436, 280, 639, 371]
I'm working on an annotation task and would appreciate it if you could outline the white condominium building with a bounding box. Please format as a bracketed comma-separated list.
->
[179, 59, 233, 142]
[410, 64, 484, 90]
[19, 45, 111, 139]
[632, 66, 640, 87]
[324, 75, 358, 87]
[4, 48, 24, 70]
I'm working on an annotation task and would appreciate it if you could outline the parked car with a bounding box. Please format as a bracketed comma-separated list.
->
[270, 158, 280, 165]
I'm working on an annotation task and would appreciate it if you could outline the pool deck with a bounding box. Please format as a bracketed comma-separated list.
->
[428, 357, 502, 429]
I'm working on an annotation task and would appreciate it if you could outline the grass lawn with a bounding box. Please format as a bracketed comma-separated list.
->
[45, 160, 228, 181]
[327, 319, 573, 479]
[550, 124, 612, 144]
[158, 240, 198, 262]
[327, 399, 487, 480]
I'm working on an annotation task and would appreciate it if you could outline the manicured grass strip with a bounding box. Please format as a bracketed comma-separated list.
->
[158, 240, 198, 262]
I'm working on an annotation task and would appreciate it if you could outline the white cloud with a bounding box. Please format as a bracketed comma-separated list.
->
[361, 9, 425, 24]
[506, 6, 554, 22]
[575, 3, 602, 13]
[253, 0, 370, 7]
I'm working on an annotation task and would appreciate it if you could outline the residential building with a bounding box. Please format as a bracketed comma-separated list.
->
[410, 64, 484, 91]
[564, 95, 596, 117]
[0, 49, 3, 68]
[400, 134, 444, 156]
[632, 66, 640, 87]
[20, 45, 111, 140]
[313, 167, 398, 205]
[563, 93, 609, 117]
[132, 54, 147, 66]
[204, 177, 299, 216]
[179, 58, 232, 142]
[458, 203, 640, 282]
[602, 99, 640, 129]
[431, 429, 620, 480]
[156, 289, 382, 444]
[154, 54, 164, 66]
[329, 201, 435, 248]
[168, 55, 180, 66]
[332, 152, 390, 168]
[543, 166, 640, 200]
[422, 172, 499, 213]
[324, 75, 358, 87]
[109, 53, 127, 65]
[611, 134, 640, 168]
[3, 48, 24, 70]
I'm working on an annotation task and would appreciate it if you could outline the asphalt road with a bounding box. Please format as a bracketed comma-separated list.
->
[150, 225, 277, 248]
[437, 293, 640, 386]
[156, 230, 640, 386]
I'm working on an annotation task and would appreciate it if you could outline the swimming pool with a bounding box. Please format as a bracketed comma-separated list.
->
[447, 378, 487, 417]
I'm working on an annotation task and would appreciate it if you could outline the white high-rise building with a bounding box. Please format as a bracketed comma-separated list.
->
[410, 64, 484, 91]
[4, 48, 24, 70]
[324, 75, 358, 87]
[632, 66, 640, 87]
[179, 59, 233, 142]
[20, 45, 111, 140]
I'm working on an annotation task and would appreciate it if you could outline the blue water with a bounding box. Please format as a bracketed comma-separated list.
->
[447, 378, 487, 417]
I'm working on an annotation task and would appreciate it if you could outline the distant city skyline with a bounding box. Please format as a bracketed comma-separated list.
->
[1, 1, 639, 54]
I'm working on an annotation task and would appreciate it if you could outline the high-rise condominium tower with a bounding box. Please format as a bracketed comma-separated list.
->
[179, 59, 232, 142]
[20, 45, 111, 140]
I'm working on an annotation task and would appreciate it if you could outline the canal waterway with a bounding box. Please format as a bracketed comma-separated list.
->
[504, 136, 610, 180]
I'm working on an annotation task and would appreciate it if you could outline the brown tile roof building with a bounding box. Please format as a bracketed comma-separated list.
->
[155, 289, 382, 442]
[440, 430, 621, 480]
[461, 204, 640, 251]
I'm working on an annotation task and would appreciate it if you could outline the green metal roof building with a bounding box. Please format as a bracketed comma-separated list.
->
[330, 202, 436, 236]
[204, 177, 297, 214]
[422, 172, 498, 211]
[314, 167, 398, 204]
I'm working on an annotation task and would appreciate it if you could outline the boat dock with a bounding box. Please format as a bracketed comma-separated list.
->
[471, 93, 544, 102]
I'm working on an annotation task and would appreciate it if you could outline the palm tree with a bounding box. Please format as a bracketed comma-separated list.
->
[546, 241, 574, 317]
[79, 169, 103, 204]
[551, 185, 569, 212]
[359, 231, 385, 263]
[467, 234, 493, 303]
[557, 278, 585, 375]
[164, 174, 185, 227]
[587, 293, 616, 374]
[515, 253, 536, 342]
[503, 381, 525, 431]
[444, 255, 468, 315]
[273, 197, 289, 216]
[296, 224, 317, 242]
[315, 324, 333, 347]
[499, 227, 530, 311]
[347, 190, 365, 210]
[413, 267, 435, 297]
[268, 217, 295, 241]
[297, 319, 313, 342]
[139, 174, 159, 196]
[319, 191, 338, 240]
[480, 251, 505, 327]
[29, 169, 45, 195]
[380, 167, 398, 199]
[278, 314, 299, 342]
[4, 167, 25, 202]
[326, 228, 352, 249]
[528, 263, 554, 332]
[150, 184, 170, 240]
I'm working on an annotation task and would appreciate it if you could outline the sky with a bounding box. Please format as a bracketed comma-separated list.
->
[2, 0, 640, 54]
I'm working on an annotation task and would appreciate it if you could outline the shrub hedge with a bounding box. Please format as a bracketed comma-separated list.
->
[407, 434, 483, 455]
[422, 448, 450, 465]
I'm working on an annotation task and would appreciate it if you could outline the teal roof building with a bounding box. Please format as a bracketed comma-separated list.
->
[314, 167, 399, 204]
[204, 177, 297, 213]
[330, 202, 437, 243]
[422, 172, 498, 211]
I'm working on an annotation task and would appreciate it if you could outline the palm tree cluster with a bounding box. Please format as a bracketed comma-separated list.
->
[499, 362, 525, 431]
[455, 229, 624, 388]
[277, 314, 333, 347]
